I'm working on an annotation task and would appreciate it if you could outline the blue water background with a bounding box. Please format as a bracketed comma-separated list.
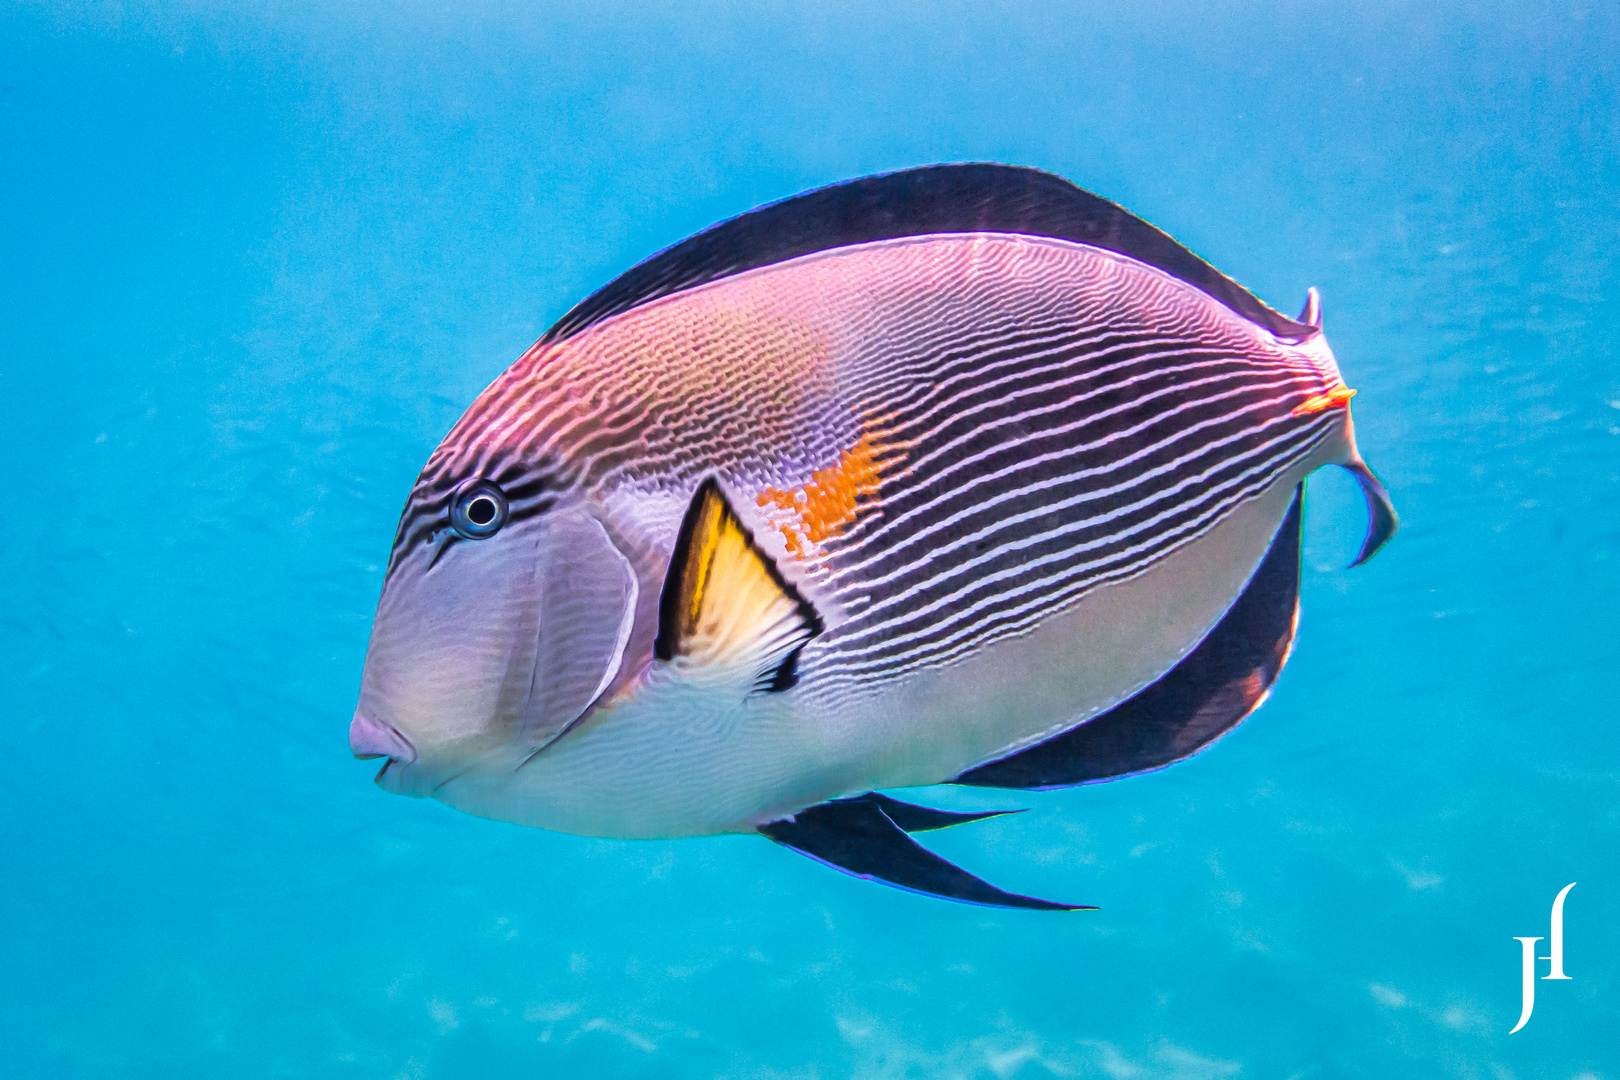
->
[4, 3, 1617, 1076]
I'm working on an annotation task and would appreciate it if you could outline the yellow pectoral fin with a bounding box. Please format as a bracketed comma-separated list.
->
[655, 479, 823, 691]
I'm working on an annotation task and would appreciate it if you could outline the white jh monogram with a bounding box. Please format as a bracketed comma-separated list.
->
[1510, 882, 1575, 1034]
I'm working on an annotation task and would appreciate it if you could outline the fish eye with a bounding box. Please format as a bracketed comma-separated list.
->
[449, 478, 509, 540]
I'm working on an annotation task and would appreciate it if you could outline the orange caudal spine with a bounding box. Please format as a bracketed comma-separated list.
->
[1291, 386, 1357, 417]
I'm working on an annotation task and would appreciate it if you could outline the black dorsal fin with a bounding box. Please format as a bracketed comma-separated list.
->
[543, 164, 1313, 345]
[952, 484, 1304, 791]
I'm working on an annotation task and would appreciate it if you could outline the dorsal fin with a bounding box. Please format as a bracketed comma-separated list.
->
[655, 479, 823, 691]
[543, 164, 1314, 345]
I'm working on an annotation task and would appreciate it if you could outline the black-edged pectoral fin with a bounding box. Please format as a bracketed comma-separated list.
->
[760, 796, 1090, 911]
[655, 478, 823, 691]
[954, 484, 1304, 791]
[1340, 460, 1398, 567]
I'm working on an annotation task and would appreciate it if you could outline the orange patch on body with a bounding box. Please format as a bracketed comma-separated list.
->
[757, 431, 899, 559]
[1291, 385, 1357, 417]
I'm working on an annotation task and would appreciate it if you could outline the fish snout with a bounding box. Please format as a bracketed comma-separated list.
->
[349, 711, 417, 764]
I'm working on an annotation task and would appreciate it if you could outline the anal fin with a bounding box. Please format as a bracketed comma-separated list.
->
[655, 478, 823, 691]
[953, 484, 1305, 790]
[760, 795, 1089, 911]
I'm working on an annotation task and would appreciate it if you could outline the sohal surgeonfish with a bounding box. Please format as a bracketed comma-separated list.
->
[351, 164, 1397, 910]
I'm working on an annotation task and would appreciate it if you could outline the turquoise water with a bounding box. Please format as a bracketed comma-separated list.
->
[5, 3, 1616, 1076]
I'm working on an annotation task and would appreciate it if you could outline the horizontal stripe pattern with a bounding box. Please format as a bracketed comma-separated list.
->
[777, 238, 1339, 692]
[388, 232, 1344, 692]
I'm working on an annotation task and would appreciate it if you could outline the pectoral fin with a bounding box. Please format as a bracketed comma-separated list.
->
[760, 795, 1089, 911]
[655, 478, 823, 691]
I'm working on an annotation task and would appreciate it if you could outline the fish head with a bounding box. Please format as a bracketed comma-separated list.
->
[352, 464, 644, 797]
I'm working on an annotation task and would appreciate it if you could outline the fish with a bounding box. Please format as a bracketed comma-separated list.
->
[350, 163, 1397, 910]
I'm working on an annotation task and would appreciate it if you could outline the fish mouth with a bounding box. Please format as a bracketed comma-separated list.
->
[349, 711, 418, 780]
